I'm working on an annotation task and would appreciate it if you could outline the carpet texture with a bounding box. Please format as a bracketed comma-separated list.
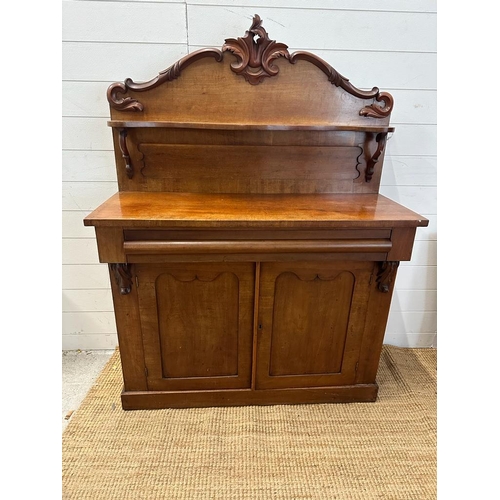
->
[62, 345, 436, 499]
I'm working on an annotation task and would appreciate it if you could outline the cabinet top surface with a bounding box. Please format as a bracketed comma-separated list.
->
[84, 192, 428, 229]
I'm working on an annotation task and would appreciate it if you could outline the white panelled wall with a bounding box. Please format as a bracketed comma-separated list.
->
[62, 0, 437, 349]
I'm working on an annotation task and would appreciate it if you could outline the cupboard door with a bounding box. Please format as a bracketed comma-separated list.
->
[136, 262, 255, 391]
[256, 261, 373, 390]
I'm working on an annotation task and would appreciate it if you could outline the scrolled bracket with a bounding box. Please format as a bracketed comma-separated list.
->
[366, 132, 387, 182]
[118, 128, 133, 179]
[376, 261, 399, 293]
[110, 263, 133, 295]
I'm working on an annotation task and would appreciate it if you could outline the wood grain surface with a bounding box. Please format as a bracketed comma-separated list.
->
[85, 192, 428, 228]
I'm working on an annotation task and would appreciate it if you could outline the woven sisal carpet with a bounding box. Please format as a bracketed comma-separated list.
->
[62, 345, 436, 499]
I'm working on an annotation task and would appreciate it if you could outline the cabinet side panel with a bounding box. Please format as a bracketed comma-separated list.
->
[108, 265, 148, 391]
[356, 268, 398, 384]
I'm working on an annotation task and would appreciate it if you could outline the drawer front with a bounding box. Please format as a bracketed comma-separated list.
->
[122, 229, 392, 263]
[123, 228, 392, 241]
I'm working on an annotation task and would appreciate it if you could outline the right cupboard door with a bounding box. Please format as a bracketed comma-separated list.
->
[255, 261, 374, 390]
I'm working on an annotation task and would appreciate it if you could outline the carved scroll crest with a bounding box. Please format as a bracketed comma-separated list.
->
[289, 52, 393, 118]
[107, 49, 223, 111]
[222, 14, 290, 85]
[106, 14, 393, 118]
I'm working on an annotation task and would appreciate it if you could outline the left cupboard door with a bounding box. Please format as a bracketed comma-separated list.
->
[135, 262, 255, 391]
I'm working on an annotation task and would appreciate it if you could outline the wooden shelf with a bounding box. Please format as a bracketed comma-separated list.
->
[107, 120, 395, 133]
[84, 192, 428, 229]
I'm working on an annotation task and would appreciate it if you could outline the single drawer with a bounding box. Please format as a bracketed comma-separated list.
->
[123, 228, 392, 241]
[122, 229, 392, 263]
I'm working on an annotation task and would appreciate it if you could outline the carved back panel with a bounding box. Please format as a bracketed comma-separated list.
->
[108, 15, 394, 194]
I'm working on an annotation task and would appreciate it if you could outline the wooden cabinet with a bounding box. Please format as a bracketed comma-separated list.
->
[84, 15, 428, 409]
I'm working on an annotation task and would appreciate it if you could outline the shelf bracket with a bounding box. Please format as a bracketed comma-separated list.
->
[376, 261, 399, 293]
[366, 132, 387, 182]
[119, 128, 134, 179]
[111, 263, 133, 295]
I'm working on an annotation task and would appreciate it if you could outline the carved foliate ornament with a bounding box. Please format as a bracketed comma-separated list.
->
[376, 261, 399, 293]
[111, 263, 133, 295]
[222, 14, 290, 85]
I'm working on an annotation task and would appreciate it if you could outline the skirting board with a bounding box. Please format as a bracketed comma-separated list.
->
[121, 385, 379, 410]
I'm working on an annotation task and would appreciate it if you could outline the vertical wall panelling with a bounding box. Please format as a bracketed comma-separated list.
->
[62, 1, 437, 349]
[62, 0, 189, 349]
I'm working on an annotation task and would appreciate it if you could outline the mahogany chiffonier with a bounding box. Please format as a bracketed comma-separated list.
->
[84, 15, 428, 410]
